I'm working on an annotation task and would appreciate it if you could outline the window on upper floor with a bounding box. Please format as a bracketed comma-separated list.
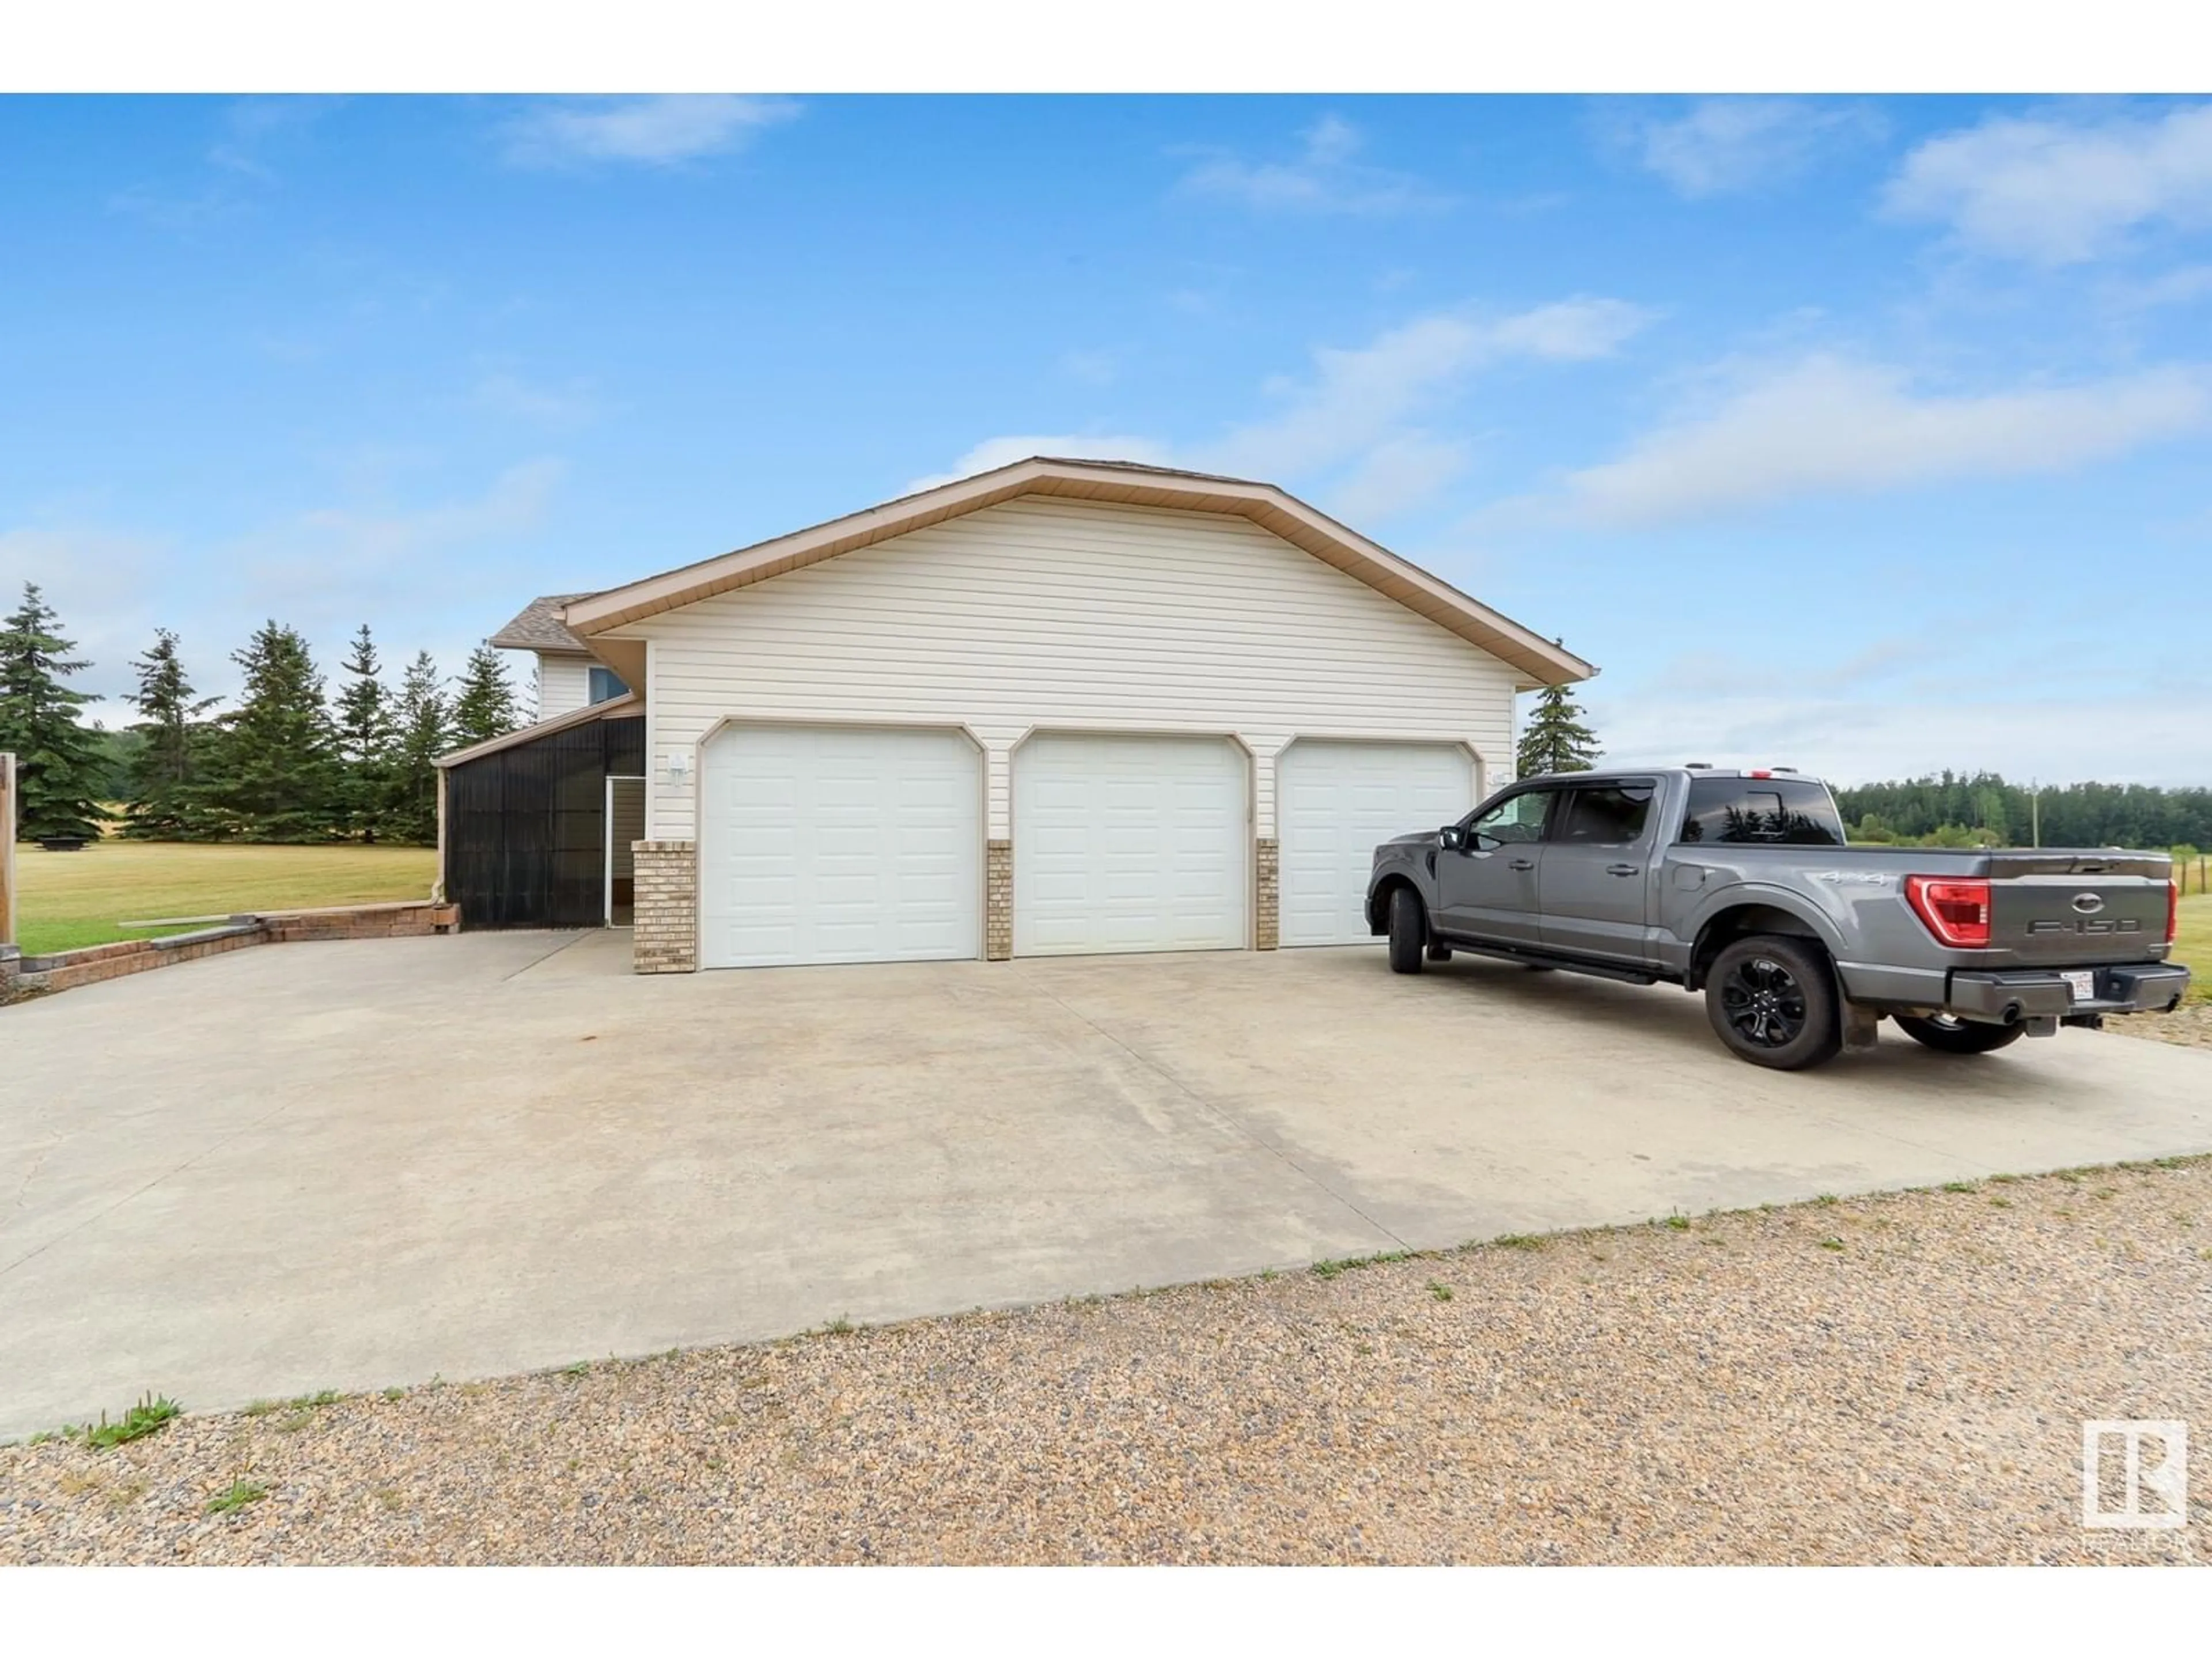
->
[588, 665, 628, 706]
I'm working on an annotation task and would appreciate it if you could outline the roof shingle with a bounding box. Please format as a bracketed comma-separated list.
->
[487, 593, 594, 653]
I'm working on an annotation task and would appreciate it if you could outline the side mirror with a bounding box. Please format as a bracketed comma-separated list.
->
[1438, 824, 1465, 851]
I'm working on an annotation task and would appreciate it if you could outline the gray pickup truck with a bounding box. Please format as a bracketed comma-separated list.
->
[1366, 766, 2190, 1070]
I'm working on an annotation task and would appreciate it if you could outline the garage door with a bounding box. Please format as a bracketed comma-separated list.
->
[698, 724, 981, 968]
[1013, 733, 1248, 956]
[1278, 741, 1475, 946]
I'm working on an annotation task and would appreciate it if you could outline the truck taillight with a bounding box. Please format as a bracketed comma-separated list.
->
[2170, 880, 2181, 945]
[1906, 876, 1991, 948]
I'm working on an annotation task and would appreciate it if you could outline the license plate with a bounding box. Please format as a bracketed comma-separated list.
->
[2063, 971, 2096, 1002]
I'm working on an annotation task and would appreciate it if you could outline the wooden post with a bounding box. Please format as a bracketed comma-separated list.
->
[1, 752, 17, 947]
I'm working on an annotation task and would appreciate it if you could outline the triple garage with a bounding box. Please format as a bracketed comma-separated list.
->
[446, 461, 1595, 972]
[692, 724, 1478, 969]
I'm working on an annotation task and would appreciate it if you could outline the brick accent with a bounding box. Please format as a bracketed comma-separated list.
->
[0, 902, 460, 1003]
[986, 839, 1013, 961]
[1253, 837, 1280, 951]
[632, 839, 699, 974]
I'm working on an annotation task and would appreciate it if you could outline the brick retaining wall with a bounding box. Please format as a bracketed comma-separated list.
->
[0, 902, 459, 1002]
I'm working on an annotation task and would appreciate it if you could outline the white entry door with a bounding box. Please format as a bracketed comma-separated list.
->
[698, 724, 981, 968]
[1013, 733, 1247, 956]
[1278, 741, 1476, 946]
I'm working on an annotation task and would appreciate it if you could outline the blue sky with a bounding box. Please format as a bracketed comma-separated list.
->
[4, 93, 2208, 783]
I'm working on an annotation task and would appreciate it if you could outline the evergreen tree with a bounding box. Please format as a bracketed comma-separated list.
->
[450, 642, 520, 749]
[333, 623, 398, 842]
[1516, 681, 1601, 777]
[200, 620, 343, 842]
[0, 582, 105, 840]
[122, 628, 219, 840]
[86, 725, 143, 802]
[385, 649, 449, 846]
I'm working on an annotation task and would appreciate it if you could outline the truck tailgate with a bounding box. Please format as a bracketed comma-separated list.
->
[1987, 854, 2171, 965]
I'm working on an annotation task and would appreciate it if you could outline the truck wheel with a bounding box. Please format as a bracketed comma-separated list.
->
[1387, 887, 1426, 975]
[1893, 1013, 2027, 1055]
[1705, 935, 1843, 1071]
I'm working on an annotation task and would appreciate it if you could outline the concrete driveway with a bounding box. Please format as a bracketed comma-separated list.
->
[5, 930, 2208, 1438]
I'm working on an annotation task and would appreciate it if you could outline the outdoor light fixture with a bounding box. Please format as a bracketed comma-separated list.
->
[665, 752, 690, 786]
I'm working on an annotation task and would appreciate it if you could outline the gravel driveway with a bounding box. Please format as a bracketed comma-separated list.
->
[5, 1158, 2203, 1565]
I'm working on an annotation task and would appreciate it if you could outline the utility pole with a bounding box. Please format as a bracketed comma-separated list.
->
[2029, 779, 2040, 849]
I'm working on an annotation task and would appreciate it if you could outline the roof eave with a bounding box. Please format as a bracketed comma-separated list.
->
[433, 691, 642, 770]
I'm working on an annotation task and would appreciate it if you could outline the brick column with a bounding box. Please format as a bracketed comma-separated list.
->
[986, 839, 1013, 961]
[633, 840, 698, 974]
[1253, 837, 1279, 950]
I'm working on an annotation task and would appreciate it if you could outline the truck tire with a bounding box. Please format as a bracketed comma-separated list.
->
[1387, 887, 1426, 975]
[1705, 934, 1843, 1071]
[1893, 1013, 2027, 1055]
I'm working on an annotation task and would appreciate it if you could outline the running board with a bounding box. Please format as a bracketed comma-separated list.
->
[1430, 932, 1661, 987]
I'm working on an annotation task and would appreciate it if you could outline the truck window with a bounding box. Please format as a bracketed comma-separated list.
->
[1556, 782, 1654, 844]
[1465, 788, 1555, 849]
[1676, 778, 1846, 846]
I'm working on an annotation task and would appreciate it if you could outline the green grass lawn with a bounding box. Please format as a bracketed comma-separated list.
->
[2173, 893, 2211, 1001]
[9, 840, 438, 956]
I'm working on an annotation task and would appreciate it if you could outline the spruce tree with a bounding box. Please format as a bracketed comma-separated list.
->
[450, 643, 520, 749]
[202, 620, 343, 842]
[385, 649, 449, 846]
[0, 582, 105, 840]
[1516, 681, 1601, 777]
[334, 623, 397, 842]
[122, 628, 219, 840]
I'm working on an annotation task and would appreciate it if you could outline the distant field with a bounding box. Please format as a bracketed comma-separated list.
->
[2175, 894, 2211, 1002]
[9, 841, 438, 956]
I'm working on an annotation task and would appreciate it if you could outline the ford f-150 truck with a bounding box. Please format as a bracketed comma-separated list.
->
[1366, 767, 2191, 1070]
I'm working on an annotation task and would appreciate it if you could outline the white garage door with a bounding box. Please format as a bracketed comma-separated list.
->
[1278, 741, 1475, 946]
[1013, 733, 1248, 956]
[698, 724, 981, 968]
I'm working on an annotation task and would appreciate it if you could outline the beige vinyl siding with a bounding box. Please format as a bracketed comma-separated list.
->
[535, 653, 593, 721]
[623, 496, 1518, 842]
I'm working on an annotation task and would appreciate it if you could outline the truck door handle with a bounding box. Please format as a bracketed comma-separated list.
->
[1607, 863, 1640, 877]
[1508, 857, 1536, 872]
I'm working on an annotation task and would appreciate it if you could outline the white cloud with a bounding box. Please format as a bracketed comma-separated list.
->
[1175, 115, 1444, 217]
[0, 527, 166, 707]
[1546, 355, 2210, 527]
[1059, 348, 1120, 387]
[1198, 298, 1652, 483]
[501, 96, 800, 169]
[2113, 263, 2212, 309]
[1630, 98, 1882, 199]
[472, 370, 599, 429]
[1327, 436, 1475, 524]
[289, 458, 564, 573]
[1586, 688, 2212, 790]
[1884, 103, 2212, 263]
[909, 297, 1650, 516]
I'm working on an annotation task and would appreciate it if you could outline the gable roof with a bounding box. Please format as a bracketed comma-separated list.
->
[558, 457, 1596, 687]
[488, 593, 595, 654]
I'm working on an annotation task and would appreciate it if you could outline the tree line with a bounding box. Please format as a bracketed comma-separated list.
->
[1834, 771, 2212, 854]
[1510, 689, 2206, 855]
[0, 583, 522, 844]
